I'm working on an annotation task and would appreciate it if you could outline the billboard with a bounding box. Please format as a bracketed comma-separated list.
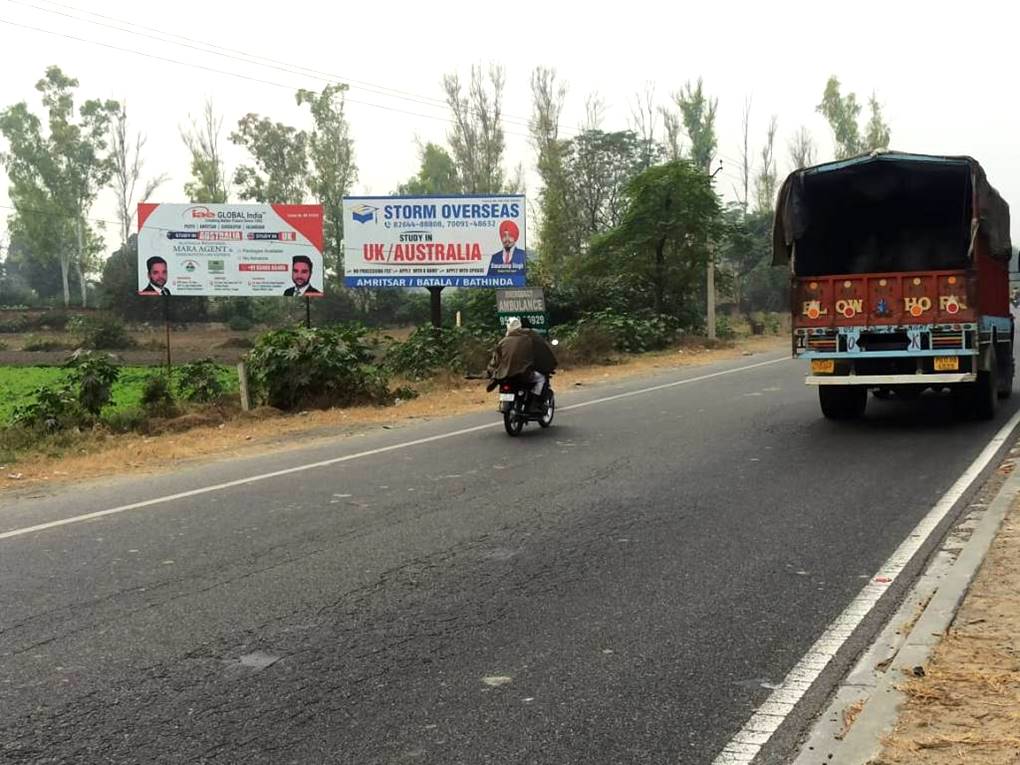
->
[137, 203, 325, 297]
[342, 195, 526, 288]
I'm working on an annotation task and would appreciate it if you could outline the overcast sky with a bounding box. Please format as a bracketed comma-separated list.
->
[2, 0, 1019, 249]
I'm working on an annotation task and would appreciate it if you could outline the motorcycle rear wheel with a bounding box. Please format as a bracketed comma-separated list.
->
[503, 409, 524, 436]
[538, 393, 555, 428]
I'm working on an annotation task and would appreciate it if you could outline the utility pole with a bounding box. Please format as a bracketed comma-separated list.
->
[707, 161, 723, 341]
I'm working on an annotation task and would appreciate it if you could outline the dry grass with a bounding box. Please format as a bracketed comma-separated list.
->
[874, 499, 1020, 764]
[0, 336, 784, 491]
[836, 698, 866, 740]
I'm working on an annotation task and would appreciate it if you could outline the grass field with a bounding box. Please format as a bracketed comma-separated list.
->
[0, 365, 240, 423]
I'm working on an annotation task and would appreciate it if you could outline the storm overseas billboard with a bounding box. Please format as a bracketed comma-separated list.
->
[342, 195, 527, 288]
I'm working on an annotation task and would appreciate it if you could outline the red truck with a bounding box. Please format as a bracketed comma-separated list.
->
[773, 152, 1013, 419]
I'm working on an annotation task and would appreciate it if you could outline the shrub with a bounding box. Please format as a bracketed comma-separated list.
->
[247, 324, 391, 411]
[65, 351, 121, 417]
[103, 407, 149, 434]
[227, 314, 254, 332]
[21, 337, 73, 352]
[78, 315, 136, 350]
[715, 315, 737, 340]
[554, 310, 680, 356]
[177, 358, 225, 403]
[141, 374, 179, 418]
[384, 325, 501, 380]
[0, 316, 29, 333]
[9, 384, 79, 431]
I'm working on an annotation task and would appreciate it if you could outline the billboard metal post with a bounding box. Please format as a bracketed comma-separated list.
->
[428, 286, 443, 328]
[163, 293, 172, 376]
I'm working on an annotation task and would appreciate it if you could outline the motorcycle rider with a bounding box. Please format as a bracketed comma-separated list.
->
[486, 317, 558, 412]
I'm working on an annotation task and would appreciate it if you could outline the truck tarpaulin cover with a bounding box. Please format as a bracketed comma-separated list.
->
[772, 152, 1011, 276]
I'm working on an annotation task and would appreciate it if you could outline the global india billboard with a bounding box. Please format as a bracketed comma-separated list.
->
[342, 195, 526, 288]
[137, 203, 325, 297]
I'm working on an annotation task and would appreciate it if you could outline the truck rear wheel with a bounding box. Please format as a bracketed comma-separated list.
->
[819, 386, 867, 420]
[972, 361, 998, 420]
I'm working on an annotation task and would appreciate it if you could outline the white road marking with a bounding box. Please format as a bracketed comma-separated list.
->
[712, 405, 1020, 764]
[1, 356, 788, 542]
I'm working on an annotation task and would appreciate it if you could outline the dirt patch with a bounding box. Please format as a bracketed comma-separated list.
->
[0, 336, 784, 491]
[871, 496, 1020, 764]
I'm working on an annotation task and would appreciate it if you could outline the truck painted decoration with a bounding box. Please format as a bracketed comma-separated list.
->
[773, 152, 1013, 420]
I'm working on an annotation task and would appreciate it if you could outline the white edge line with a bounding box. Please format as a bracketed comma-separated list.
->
[0, 356, 788, 541]
[712, 405, 1020, 765]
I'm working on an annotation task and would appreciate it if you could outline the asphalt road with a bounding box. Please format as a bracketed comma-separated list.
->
[2, 351, 1017, 764]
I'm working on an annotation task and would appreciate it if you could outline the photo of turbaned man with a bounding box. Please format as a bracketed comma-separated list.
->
[487, 220, 526, 276]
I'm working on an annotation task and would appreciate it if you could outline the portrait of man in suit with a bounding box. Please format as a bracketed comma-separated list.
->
[487, 220, 526, 276]
[284, 255, 321, 297]
[139, 256, 171, 295]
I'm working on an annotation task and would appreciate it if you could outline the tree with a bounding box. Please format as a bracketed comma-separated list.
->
[735, 98, 752, 212]
[442, 64, 510, 193]
[589, 160, 721, 316]
[864, 94, 891, 153]
[788, 126, 816, 169]
[0, 66, 118, 308]
[817, 76, 891, 159]
[660, 110, 683, 161]
[754, 116, 778, 215]
[630, 84, 662, 171]
[180, 100, 228, 203]
[564, 129, 646, 239]
[719, 206, 773, 316]
[673, 78, 718, 173]
[110, 102, 167, 246]
[529, 66, 570, 282]
[396, 143, 460, 196]
[297, 83, 357, 270]
[230, 114, 308, 203]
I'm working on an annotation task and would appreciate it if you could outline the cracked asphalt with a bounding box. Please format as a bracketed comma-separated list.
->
[2, 352, 1017, 764]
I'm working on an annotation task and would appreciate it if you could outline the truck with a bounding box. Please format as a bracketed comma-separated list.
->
[773, 151, 1014, 420]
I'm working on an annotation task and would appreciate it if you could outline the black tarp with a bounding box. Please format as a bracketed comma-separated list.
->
[773, 152, 1011, 276]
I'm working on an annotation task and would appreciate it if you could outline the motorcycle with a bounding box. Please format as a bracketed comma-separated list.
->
[491, 373, 556, 436]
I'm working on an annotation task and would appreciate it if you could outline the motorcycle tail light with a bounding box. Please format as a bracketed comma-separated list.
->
[500, 383, 512, 392]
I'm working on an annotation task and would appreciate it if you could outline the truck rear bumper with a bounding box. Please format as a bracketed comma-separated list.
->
[806, 373, 976, 386]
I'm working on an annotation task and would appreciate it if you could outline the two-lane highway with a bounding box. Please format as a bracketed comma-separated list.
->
[2, 352, 1017, 764]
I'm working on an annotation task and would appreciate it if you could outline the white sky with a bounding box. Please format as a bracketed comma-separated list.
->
[1, 0, 1019, 250]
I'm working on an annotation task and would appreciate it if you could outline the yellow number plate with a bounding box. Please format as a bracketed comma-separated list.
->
[934, 356, 959, 371]
[811, 359, 835, 374]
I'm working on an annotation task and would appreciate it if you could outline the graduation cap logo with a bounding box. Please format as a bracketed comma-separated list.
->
[352, 204, 378, 224]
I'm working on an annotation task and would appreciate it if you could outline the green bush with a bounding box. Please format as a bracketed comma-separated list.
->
[384, 325, 500, 380]
[36, 311, 72, 331]
[177, 358, 225, 403]
[9, 383, 79, 431]
[227, 314, 254, 332]
[21, 337, 73, 352]
[103, 407, 149, 434]
[141, 374, 179, 418]
[559, 323, 617, 366]
[78, 315, 136, 350]
[65, 351, 121, 417]
[715, 315, 737, 340]
[0, 316, 29, 333]
[555, 310, 680, 355]
[247, 324, 391, 411]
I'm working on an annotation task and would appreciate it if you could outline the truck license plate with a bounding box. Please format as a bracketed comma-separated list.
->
[811, 359, 835, 374]
[934, 356, 959, 371]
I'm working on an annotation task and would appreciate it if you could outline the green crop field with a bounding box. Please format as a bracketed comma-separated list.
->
[0, 365, 239, 423]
